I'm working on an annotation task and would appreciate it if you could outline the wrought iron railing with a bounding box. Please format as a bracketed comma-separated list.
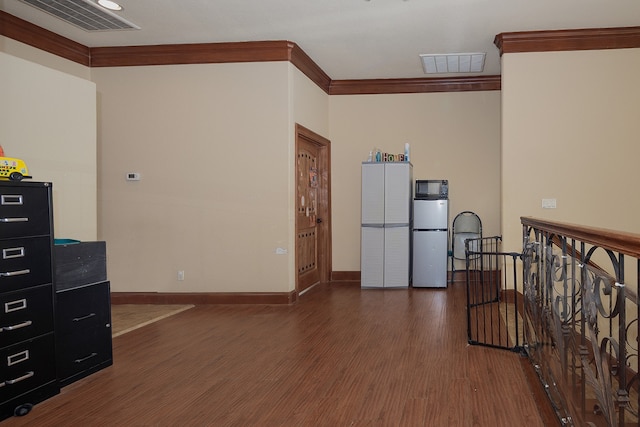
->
[521, 217, 640, 427]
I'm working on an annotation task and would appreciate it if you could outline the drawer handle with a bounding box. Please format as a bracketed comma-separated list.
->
[73, 313, 96, 322]
[5, 298, 27, 314]
[3, 320, 33, 331]
[6, 371, 34, 385]
[2, 247, 25, 259]
[7, 349, 29, 366]
[0, 195, 24, 206]
[0, 269, 30, 277]
[0, 381, 5, 388]
[0, 217, 29, 223]
[75, 352, 98, 364]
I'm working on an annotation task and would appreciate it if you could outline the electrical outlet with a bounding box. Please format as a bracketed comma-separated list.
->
[177, 270, 185, 281]
[542, 198, 557, 209]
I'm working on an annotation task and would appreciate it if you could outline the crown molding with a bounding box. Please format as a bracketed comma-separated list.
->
[0, 10, 90, 66]
[4, 10, 498, 94]
[495, 26, 640, 55]
[89, 41, 332, 93]
[90, 40, 334, 93]
[330, 76, 501, 95]
[288, 43, 332, 94]
[5, 10, 640, 94]
[90, 40, 293, 67]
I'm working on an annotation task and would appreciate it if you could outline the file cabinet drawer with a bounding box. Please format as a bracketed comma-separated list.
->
[57, 327, 112, 385]
[0, 334, 56, 405]
[0, 184, 51, 239]
[0, 237, 52, 293]
[56, 281, 111, 335]
[0, 285, 54, 348]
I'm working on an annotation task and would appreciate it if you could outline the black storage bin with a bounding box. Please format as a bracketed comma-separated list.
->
[54, 241, 107, 291]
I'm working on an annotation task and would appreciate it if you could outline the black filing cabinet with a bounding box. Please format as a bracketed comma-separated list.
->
[54, 240, 111, 387]
[0, 182, 59, 420]
[55, 280, 112, 387]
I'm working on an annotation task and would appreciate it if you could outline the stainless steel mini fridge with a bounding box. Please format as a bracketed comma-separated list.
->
[412, 197, 448, 288]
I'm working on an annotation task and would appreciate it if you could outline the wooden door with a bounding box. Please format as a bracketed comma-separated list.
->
[295, 124, 331, 294]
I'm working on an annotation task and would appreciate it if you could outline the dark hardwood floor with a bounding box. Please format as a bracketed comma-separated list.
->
[2, 282, 557, 426]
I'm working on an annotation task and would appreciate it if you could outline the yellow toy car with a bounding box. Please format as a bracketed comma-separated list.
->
[0, 157, 31, 181]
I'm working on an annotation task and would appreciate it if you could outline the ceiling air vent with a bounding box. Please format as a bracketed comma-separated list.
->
[420, 53, 485, 74]
[18, 0, 140, 31]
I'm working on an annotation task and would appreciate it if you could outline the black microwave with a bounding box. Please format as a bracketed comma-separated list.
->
[415, 179, 448, 200]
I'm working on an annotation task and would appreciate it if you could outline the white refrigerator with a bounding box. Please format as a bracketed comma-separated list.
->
[412, 199, 448, 287]
[361, 162, 412, 288]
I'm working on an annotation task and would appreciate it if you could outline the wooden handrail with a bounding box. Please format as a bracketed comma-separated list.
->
[521, 216, 640, 259]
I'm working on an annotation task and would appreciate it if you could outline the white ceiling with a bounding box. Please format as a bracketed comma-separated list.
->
[2, 0, 640, 80]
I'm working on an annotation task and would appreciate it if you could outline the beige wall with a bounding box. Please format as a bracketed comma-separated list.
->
[92, 62, 297, 293]
[291, 65, 330, 136]
[501, 48, 640, 253]
[0, 49, 97, 241]
[329, 92, 502, 271]
[4, 36, 502, 291]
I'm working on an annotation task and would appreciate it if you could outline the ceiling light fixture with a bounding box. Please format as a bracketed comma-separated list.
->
[420, 53, 486, 74]
[97, 0, 122, 11]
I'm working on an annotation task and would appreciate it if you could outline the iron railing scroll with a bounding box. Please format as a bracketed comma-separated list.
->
[521, 217, 640, 427]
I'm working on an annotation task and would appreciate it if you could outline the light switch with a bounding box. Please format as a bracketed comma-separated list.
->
[542, 198, 556, 209]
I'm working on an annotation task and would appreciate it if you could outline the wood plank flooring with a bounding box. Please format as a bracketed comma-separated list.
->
[2, 282, 556, 426]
